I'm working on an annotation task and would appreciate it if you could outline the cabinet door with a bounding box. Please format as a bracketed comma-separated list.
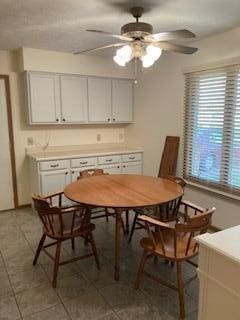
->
[60, 75, 88, 123]
[28, 72, 61, 124]
[88, 77, 111, 122]
[98, 164, 121, 174]
[112, 79, 133, 122]
[122, 162, 142, 174]
[40, 170, 70, 205]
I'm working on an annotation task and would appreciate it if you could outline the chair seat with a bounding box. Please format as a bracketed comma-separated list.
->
[140, 230, 198, 260]
[43, 214, 95, 238]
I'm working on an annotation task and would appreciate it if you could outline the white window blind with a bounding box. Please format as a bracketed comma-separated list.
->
[184, 65, 240, 195]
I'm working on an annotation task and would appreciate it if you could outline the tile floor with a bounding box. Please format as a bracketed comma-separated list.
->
[0, 208, 199, 320]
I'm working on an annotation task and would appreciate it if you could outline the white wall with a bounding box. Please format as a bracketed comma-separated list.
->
[126, 27, 240, 229]
[0, 48, 133, 205]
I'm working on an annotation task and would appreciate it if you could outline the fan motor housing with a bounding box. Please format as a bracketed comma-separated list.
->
[121, 22, 153, 39]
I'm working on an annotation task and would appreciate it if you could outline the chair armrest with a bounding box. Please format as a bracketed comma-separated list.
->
[181, 200, 205, 213]
[60, 205, 84, 214]
[43, 190, 63, 200]
[138, 215, 174, 230]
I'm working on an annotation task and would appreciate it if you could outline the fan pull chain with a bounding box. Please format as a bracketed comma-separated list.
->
[134, 57, 138, 84]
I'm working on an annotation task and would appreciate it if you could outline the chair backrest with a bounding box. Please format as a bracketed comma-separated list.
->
[157, 176, 186, 222]
[152, 207, 215, 259]
[158, 136, 179, 178]
[32, 194, 88, 238]
[78, 168, 106, 179]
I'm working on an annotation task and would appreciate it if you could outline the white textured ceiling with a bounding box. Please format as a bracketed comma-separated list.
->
[1, 0, 240, 54]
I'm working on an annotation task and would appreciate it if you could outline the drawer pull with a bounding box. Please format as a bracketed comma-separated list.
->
[106, 159, 112, 162]
[129, 157, 136, 160]
[80, 161, 88, 165]
[50, 164, 59, 168]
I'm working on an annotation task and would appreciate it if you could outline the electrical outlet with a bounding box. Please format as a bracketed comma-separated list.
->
[97, 134, 101, 142]
[27, 137, 34, 146]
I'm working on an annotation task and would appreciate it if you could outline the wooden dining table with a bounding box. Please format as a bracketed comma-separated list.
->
[64, 174, 183, 281]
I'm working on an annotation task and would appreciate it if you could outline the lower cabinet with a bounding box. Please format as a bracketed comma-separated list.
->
[29, 151, 143, 199]
[99, 164, 121, 174]
[122, 162, 142, 174]
[40, 169, 70, 205]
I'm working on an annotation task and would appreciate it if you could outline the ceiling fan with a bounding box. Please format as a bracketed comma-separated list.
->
[74, 6, 198, 68]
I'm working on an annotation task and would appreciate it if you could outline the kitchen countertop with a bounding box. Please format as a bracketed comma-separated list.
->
[27, 145, 144, 161]
[196, 225, 240, 264]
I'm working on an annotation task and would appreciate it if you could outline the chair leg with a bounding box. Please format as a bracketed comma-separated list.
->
[105, 208, 109, 222]
[121, 216, 126, 235]
[52, 241, 61, 288]
[135, 250, 148, 289]
[128, 211, 138, 243]
[33, 233, 46, 265]
[176, 261, 185, 319]
[89, 233, 100, 270]
[125, 210, 129, 234]
[71, 238, 75, 250]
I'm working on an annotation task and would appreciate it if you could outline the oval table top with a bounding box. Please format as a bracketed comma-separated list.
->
[64, 174, 183, 208]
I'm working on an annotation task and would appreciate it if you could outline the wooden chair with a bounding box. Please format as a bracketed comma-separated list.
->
[79, 168, 129, 234]
[32, 192, 100, 288]
[135, 204, 215, 319]
[128, 176, 186, 243]
[78, 169, 110, 222]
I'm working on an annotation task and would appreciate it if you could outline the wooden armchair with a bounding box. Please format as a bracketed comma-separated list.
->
[128, 176, 186, 243]
[135, 204, 215, 319]
[32, 192, 100, 288]
[78, 168, 129, 234]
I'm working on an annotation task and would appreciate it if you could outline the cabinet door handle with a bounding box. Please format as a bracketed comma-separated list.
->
[50, 164, 59, 168]
[106, 159, 112, 162]
[129, 157, 135, 160]
[123, 165, 126, 168]
[113, 118, 116, 121]
[65, 172, 68, 175]
[62, 118, 66, 122]
[107, 118, 110, 122]
[56, 118, 59, 122]
[80, 161, 88, 165]
[117, 166, 120, 168]
[72, 171, 75, 174]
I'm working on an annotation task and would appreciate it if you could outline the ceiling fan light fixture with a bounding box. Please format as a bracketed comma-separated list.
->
[146, 44, 162, 61]
[113, 45, 133, 66]
[141, 54, 155, 68]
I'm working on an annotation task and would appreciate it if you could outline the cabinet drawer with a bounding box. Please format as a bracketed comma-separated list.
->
[71, 157, 97, 168]
[122, 153, 142, 162]
[39, 160, 68, 171]
[98, 155, 121, 165]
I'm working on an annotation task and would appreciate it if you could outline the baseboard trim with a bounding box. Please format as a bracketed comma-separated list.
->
[17, 204, 31, 209]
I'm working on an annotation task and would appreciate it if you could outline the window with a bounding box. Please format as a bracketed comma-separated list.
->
[184, 65, 240, 195]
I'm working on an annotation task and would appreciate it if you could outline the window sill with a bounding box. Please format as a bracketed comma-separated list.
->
[185, 180, 240, 202]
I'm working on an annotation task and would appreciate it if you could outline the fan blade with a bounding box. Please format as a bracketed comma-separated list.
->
[144, 29, 196, 42]
[86, 29, 133, 42]
[74, 43, 125, 55]
[154, 41, 198, 54]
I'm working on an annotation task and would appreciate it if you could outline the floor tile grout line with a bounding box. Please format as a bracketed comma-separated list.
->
[14, 209, 76, 320]
[0, 250, 24, 320]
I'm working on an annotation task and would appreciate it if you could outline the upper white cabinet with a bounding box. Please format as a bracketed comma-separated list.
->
[88, 77, 112, 123]
[112, 79, 133, 122]
[27, 72, 61, 124]
[60, 75, 88, 123]
[26, 72, 133, 125]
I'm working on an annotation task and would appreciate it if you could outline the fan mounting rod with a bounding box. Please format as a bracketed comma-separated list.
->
[130, 7, 144, 22]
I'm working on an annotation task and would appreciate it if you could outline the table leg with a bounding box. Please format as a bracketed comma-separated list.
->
[114, 208, 123, 281]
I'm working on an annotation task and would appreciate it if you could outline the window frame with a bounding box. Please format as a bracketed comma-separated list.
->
[183, 65, 240, 196]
